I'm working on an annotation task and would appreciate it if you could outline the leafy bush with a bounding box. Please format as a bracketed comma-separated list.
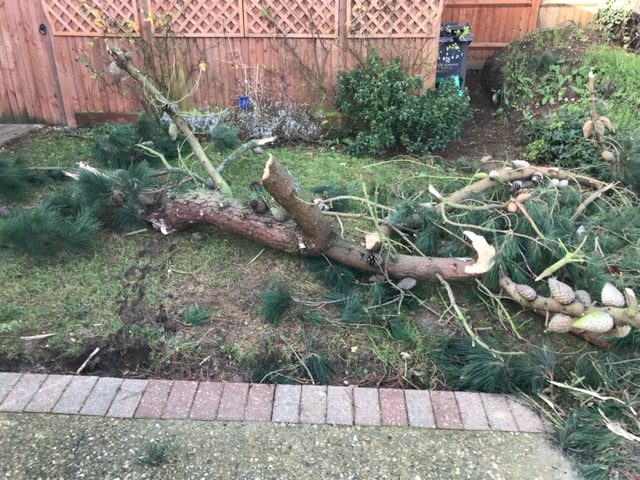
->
[524, 104, 640, 191]
[581, 46, 640, 132]
[524, 105, 599, 167]
[485, 25, 590, 111]
[594, 0, 638, 50]
[335, 51, 471, 156]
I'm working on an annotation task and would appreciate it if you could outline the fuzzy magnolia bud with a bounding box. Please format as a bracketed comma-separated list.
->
[547, 314, 573, 333]
[601, 150, 616, 162]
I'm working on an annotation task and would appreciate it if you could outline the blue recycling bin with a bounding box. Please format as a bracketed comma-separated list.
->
[437, 23, 474, 89]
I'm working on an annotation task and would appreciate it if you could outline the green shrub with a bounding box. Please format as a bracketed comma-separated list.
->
[524, 104, 640, 191]
[335, 52, 471, 156]
[581, 46, 640, 132]
[524, 105, 599, 167]
[594, 0, 637, 49]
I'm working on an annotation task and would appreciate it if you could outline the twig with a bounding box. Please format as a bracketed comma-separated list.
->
[282, 337, 314, 384]
[436, 274, 493, 352]
[136, 143, 173, 170]
[217, 136, 276, 173]
[76, 347, 100, 374]
[534, 237, 588, 281]
[548, 380, 626, 405]
[124, 228, 149, 236]
[248, 248, 266, 265]
[571, 182, 616, 221]
[20, 333, 55, 341]
[437, 274, 522, 355]
[106, 43, 231, 194]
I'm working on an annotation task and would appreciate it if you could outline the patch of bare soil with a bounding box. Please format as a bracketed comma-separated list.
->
[439, 71, 524, 163]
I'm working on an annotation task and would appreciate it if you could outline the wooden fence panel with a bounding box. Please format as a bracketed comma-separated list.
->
[538, 0, 602, 28]
[0, 0, 65, 123]
[442, 0, 540, 69]
[0, 0, 573, 126]
[148, 0, 244, 37]
[42, 0, 140, 36]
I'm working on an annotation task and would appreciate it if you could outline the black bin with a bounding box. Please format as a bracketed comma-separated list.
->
[437, 23, 474, 89]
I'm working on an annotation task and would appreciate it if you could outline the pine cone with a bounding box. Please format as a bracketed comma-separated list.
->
[549, 278, 575, 305]
[515, 284, 537, 301]
[362, 250, 382, 267]
[250, 198, 268, 214]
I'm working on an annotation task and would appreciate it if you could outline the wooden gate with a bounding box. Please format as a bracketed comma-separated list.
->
[0, 0, 65, 123]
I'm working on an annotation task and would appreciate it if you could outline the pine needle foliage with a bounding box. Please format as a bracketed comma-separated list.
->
[367, 281, 395, 307]
[258, 283, 292, 324]
[93, 115, 186, 169]
[300, 310, 327, 325]
[304, 353, 334, 383]
[0, 202, 100, 259]
[74, 162, 154, 229]
[183, 304, 210, 326]
[340, 294, 364, 324]
[555, 404, 636, 480]
[609, 328, 640, 350]
[433, 336, 555, 394]
[0, 154, 46, 200]
[306, 258, 356, 295]
[209, 123, 240, 151]
[387, 316, 416, 343]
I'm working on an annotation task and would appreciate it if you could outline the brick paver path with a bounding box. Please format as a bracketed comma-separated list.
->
[0, 373, 551, 433]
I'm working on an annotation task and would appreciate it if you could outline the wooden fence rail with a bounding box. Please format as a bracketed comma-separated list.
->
[1, 0, 544, 126]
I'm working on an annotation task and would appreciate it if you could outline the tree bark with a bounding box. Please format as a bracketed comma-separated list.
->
[145, 156, 496, 282]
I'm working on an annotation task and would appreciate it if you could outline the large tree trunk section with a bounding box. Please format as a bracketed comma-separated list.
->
[262, 155, 332, 253]
[146, 156, 496, 282]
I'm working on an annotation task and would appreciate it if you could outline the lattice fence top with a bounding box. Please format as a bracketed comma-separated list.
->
[347, 0, 443, 38]
[148, 0, 243, 37]
[244, 0, 338, 38]
[41, 0, 140, 36]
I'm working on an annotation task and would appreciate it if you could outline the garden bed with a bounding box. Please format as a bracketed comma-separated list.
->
[1, 23, 639, 478]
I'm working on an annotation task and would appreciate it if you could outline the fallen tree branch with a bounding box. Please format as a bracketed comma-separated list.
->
[217, 136, 276, 173]
[262, 154, 332, 253]
[145, 155, 496, 282]
[500, 274, 640, 329]
[106, 43, 231, 194]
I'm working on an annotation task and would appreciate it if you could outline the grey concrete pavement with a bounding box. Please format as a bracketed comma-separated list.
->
[0, 413, 577, 479]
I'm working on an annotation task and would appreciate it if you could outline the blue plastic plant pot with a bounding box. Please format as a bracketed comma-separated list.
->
[237, 95, 250, 110]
